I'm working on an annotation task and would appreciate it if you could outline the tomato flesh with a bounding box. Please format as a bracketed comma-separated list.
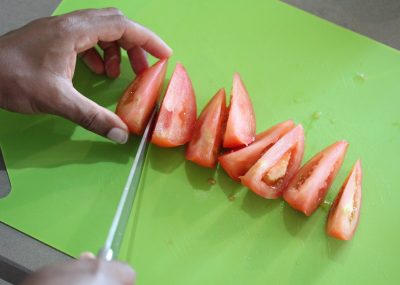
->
[223, 73, 256, 148]
[116, 59, 168, 135]
[186, 88, 227, 168]
[327, 160, 362, 240]
[151, 63, 197, 147]
[283, 141, 349, 216]
[219, 120, 294, 181]
[240, 125, 304, 199]
[262, 151, 291, 185]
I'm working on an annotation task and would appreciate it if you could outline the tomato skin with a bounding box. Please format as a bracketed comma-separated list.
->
[151, 63, 197, 147]
[186, 89, 227, 168]
[240, 125, 304, 199]
[116, 59, 168, 135]
[219, 120, 295, 181]
[327, 160, 362, 240]
[223, 73, 256, 148]
[283, 141, 349, 216]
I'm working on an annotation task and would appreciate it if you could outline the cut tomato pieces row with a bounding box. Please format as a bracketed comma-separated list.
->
[115, 60, 362, 240]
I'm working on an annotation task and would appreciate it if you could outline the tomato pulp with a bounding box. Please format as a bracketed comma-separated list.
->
[241, 125, 304, 199]
[283, 141, 349, 216]
[327, 160, 362, 240]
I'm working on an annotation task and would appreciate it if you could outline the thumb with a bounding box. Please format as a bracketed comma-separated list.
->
[55, 84, 129, 144]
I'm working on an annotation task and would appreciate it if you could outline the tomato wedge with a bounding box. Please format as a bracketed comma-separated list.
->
[326, 160, 362, 240]
[185, 89, 227, 168]
[283, 141, 349, 216]
[116, 59, 168, 135]
[240, 125, 304, 199]
[219, 120, 295, 181]
[151, 63, 197, 147]
[223, 73, 256, 148]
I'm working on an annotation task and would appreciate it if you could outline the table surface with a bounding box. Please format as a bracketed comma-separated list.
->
[1, 0, 400, 49]
[0, 0, 399, 283]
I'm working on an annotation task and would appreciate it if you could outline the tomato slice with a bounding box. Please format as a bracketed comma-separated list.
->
[326, 160, 362, 240]
[222, 73, 256, 148]
[240, 125, 304, 199]
[185, 89, 227, 168]
[219, 120, 295, 180]
[151, 63, 197, 147]
[283, 141, 349, 216]
[116, 59, 168, 135]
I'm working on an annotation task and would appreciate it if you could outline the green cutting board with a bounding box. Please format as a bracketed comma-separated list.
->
[1, 0, 399, 284]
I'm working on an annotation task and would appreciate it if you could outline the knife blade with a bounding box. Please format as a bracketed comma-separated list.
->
[98, 107, 157, 261]
[0, 146, 11, 198]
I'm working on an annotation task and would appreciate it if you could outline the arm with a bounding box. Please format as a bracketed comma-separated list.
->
[20, 253, 135, 285]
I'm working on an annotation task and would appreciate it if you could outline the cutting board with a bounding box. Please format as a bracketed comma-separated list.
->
[1, 0, 399, 284]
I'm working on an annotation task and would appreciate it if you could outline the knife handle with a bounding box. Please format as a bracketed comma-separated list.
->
[98, 246, 113, 261]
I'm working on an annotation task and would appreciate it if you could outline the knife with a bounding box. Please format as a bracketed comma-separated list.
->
[98, 107, 157, 261]
[0, 146, 11, 198]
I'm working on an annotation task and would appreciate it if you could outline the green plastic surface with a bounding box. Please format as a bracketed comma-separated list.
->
[1, 0, 399, 284]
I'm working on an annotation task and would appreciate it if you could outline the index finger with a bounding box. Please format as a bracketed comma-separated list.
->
[68, 10, 172, 59]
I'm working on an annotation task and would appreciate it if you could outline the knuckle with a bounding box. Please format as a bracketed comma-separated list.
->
[52, 15, 76, 36]
[111, 14, 128, 27]
[104, 7, 124, 15]
[79, 109, 101, 131]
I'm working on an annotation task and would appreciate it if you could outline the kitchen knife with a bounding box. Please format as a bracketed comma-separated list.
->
[0, 146, 11, 198]
[98, 108, 157, 261]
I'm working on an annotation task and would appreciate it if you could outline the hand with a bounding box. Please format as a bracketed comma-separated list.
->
[0, 8, 172, 143]
[20, 253, 135, 285]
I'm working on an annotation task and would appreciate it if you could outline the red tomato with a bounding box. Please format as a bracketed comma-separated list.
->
[223, 73, 256, 148]
[219, 120, 295, 181]
[326, 160, 362, 240]
[283, 141, 349, 216]
[151, 63, 197, 147]
[116, 59, 168, 135]
[240, 125, 304, 199]
[186, 89, 227, 168]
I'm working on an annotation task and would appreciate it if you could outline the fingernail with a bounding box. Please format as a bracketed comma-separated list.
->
[107, 128, 129, 144]
[79, 252, 95, 259]
[106, 56, 120, 78]
[165, 45, 173, 56]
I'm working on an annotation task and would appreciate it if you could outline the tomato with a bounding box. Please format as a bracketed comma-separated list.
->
[222, 73, 256, 148]
[116, 59, 168, 135]
[186, 89, 227, 168]
[240, 125, 304, 199]
[326, 160, 362, 240]
[219, 120, 295, 181]
[151, 63, 197, 147]
[283, 141, 349, 216]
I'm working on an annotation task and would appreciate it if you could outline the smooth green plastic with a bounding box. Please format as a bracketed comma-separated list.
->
[1, 0, 399, 284]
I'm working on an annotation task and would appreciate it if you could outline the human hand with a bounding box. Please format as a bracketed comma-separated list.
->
[0, 8, 172, 143]
[20, 253, 135, 285]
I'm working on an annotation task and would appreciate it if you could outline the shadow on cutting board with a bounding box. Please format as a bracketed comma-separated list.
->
[217, 169, 243, 199]
[0, 61, 135, 170]
[184, 161, 216, 191]
[0, 117, 132, 169]
[241, 191, 281, 218]
[149, 145, 185, 174]
[282, 203, 319, 238]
